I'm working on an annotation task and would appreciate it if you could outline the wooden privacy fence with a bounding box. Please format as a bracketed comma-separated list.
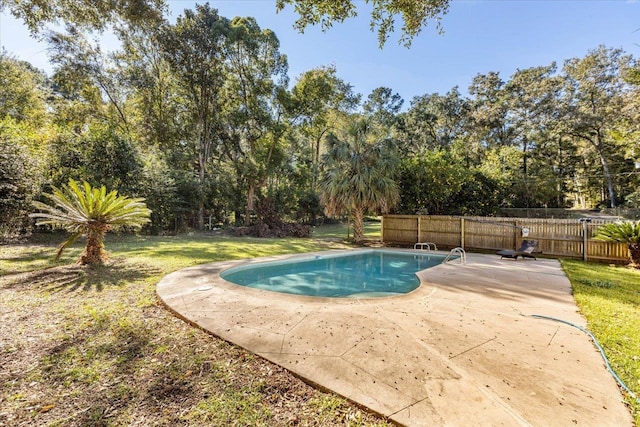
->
[382, 215, 629, 263]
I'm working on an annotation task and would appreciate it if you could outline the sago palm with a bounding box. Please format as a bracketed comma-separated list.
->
[594, 221, 640, 267]
[31, 179, 151, 265]
[318, 119, 399, 243]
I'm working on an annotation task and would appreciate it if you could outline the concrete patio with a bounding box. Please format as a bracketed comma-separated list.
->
[156, 250, 632, 426]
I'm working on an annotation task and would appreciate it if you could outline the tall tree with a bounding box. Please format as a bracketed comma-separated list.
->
[561, 46, 635, 208]
[221, 16, 289, 226]
[287, 65, 359, 189]
[398, 87, 470, 154]
[48, 27, 131, 134]
[115, 25, 182, 151]
[362, 86, 403, 131]
[504, 64, 564, 208]
[468, 71, 512, 149]
[158, 4, 229, 229]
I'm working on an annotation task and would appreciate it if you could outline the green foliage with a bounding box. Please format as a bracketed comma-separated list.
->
[158, 4, 230, 227]
[46, 128, 143, 195]
[0, 115, 50, 237]
[84, 129, 143, 195]
[452, 170, 501, 215]
[296, 190, 323, 224]
[363, 86, 403, 128]
[286, 66, 360, 200]
[48, 27, 131, 133]
[137, 150, 180, 234]
[594, 221, 640, 246]
[0, 137, 38, 236]
[397, 150, 471, 215]
[396, 88, 470, 154]
[595, 221, 640, 265]
[626, 190, 640, 209]
[221, 16, 290, 225]
[116, 26, 184, 151]
[288, 65, 360, 125]
[595, 221, 640, 248]
[275, 0, 450, 47]
[1, 0, 165, 34]
[46, 132, 86, 187]
[0, 50, 49, 125]
[32, 179, 151, 231]
[3, 2, 640, 237]
[31, 179, 151, 263]
[395, 146, 504, 216]
[561, 46, 635, 208]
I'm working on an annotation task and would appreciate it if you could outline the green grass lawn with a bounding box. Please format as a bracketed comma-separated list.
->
[0, 229, 391, 426]
[561, 259, 640, 424]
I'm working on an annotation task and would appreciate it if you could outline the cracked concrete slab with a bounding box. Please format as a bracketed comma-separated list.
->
[157, 249, 633, 426]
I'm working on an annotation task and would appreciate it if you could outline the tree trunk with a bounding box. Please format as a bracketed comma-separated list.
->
[81, 223, 107, 265]
[197, 147, 205, 230]
[629, 244, 640, 268]
[196, 110, 210, 231]
[522, 136, 530, 209]
[312, 130, 328, 192]
[352, 207, 365, 244]
[593, 133, 616, 208]
[197, 201, 205, 230]
[245, 184, 255, 226]
[600, 154, 616, 208]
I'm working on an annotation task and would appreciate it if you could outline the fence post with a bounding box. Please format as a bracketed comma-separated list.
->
[583, 221, 588, 262]
[579, 218, 590, 261]
[460, 217, 465, 248]
[417, 216, 422, 244]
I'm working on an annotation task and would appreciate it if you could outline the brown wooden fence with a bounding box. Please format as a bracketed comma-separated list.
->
[382, 215, 630, 263]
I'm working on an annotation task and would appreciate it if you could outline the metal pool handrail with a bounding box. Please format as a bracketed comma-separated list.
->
[444, 247, 466, 264]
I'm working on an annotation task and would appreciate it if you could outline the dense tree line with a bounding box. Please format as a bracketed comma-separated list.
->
[1, 3, 639, 238]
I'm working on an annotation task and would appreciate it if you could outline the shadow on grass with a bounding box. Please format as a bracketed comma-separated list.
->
[0, 258, 161, 293]
[40, 332, 149, 426]
[0, 245, 81, 276]
[36, 308, 214, 425]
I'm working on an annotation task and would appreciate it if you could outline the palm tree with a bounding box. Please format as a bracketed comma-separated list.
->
[31, 179, 151, 265]
[594, 221, 640, 267]
[318, 119, 399, 243]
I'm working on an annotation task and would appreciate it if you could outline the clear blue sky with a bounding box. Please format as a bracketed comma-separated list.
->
[1, 0, 639, 105]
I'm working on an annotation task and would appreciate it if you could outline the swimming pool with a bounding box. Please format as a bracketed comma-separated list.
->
[220, 249, 446, 298]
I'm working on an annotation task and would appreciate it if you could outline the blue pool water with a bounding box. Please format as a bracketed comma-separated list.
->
[220, 250, 445, 298]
